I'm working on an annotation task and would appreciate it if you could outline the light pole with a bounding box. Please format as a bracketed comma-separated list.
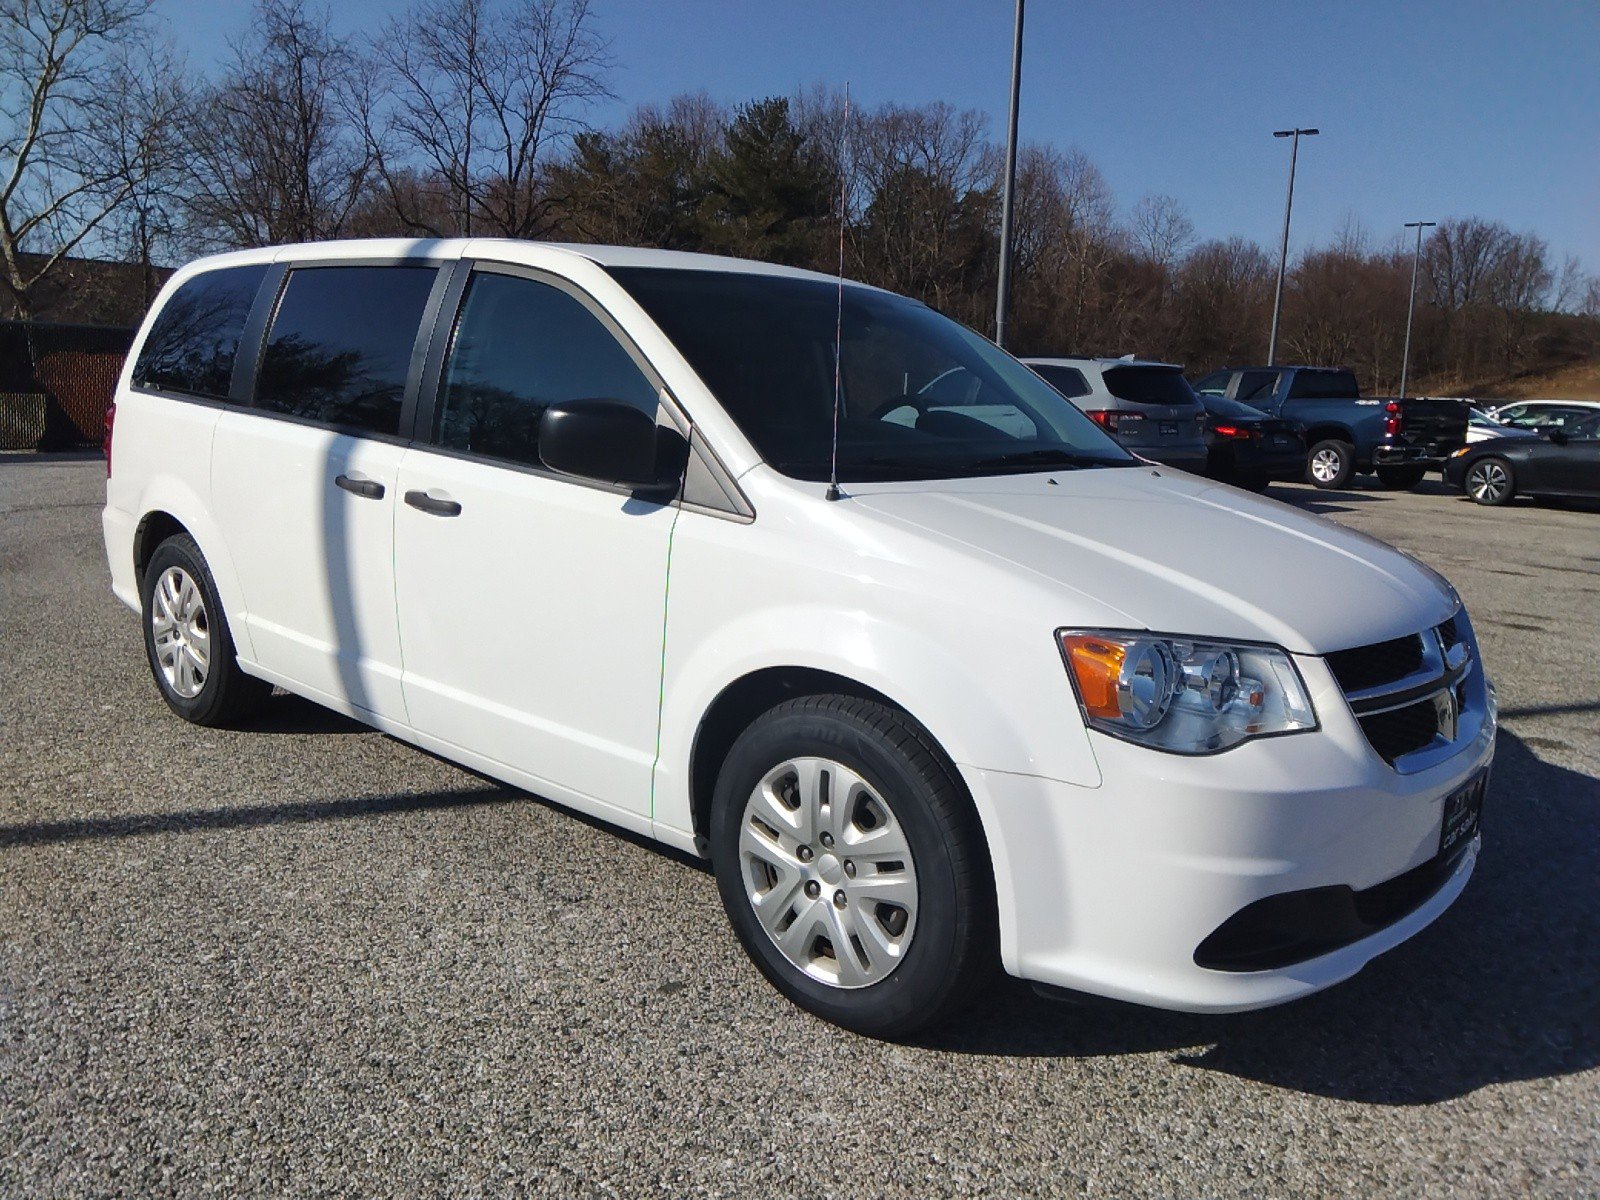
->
[1398, 220, 1436, 399]
[1266, 127, 1318, 365]
[994, 0, 1025, 349]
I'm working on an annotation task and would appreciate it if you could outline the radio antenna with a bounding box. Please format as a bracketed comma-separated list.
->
[825, 84, 851, 502]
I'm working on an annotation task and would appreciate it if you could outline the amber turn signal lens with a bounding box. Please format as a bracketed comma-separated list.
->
[1060, 634, 1126, 720]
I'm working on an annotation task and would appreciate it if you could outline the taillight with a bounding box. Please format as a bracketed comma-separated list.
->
[1086, 409, 1118, 432]
[1212, 424, 1257, 440]
[1384, 400, 1404, 438]
[103, 402, 116, 477]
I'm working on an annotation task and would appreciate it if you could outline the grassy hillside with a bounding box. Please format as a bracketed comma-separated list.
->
[1421, 356, 1600, 402]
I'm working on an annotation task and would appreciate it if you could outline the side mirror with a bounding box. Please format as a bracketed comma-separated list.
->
[538, 399, 682, 493]
[1546, 428, 1568, 445]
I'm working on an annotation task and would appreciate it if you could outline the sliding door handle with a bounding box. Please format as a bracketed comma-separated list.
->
[334, 474, 385, 499]
[404, 489, 462, 517]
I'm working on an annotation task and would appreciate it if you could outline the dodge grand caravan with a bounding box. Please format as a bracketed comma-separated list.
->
[103, 239, 1495, 1038]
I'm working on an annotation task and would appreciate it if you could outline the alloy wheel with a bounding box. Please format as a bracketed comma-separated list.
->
[1468, 461, 1509, 503]
[738, 756, 919, 989]
[1310, 448, 1343, 483]
[150, 566, 210, 698]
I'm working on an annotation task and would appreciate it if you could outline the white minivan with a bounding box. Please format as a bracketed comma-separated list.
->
[104, 239, 1495, 1037]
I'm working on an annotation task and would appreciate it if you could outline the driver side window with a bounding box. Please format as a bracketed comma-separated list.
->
[434, 271, 659, 468]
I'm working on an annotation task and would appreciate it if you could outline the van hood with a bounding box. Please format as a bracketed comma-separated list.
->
[846, 466, 1458, 655]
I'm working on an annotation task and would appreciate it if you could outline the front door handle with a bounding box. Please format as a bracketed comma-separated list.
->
[404, 489, 462, 517]
[335, 474, 385, 499]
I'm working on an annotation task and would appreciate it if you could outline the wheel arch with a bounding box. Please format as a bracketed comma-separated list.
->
[1303, 424, 1355, 450]
[126, 478, 255, 659]
[133, 510, 192, 582]
[689, 666, 940, 845]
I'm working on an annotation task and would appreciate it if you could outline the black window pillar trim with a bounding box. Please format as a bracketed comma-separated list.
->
[229, 262, 288, 407]
[411, 259, 473, 445]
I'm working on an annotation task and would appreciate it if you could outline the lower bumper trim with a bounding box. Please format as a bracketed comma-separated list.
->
[1193, 844, 1469, 972]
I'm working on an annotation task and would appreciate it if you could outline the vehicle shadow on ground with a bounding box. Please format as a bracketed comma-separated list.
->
[0, 784, 518, 849]
[251, 691, 371, 735]
[923, 729, 1600, 1106]
[1271, 477, 1458, 515]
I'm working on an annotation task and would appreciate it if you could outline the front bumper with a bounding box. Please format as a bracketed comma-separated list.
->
[962, 652, 1495, 1013]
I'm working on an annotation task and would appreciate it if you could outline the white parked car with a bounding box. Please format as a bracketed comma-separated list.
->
[103, 240, 1496, 1037]
[1479, 399, 1600, 432]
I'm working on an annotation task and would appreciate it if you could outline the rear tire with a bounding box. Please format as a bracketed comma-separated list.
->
[710, 695, 995, 1039]
[1306, 440, 1355, 489]
[1375, 464, 1427, 489]
[1464, 457, 1515, 506]
[141, 534, 271, 726]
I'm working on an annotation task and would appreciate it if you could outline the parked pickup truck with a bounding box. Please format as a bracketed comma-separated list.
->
[1192, 366, 1468, 490]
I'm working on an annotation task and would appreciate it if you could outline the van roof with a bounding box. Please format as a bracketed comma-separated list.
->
[177, 238, 871, 289]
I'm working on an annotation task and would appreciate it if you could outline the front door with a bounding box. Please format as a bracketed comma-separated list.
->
[1541, 417, 1600, 494]
[394, 266, 680, 819]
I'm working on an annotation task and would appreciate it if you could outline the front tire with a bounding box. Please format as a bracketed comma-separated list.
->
[141, 534, 271, 726]
[1375, 464, 1428, 489]
[710, 695, 995, 1039]
[1306, 439, 1355, 489]
[1465, 457, 1515, 506]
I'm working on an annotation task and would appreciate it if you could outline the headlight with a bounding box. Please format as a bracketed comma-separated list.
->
[1057, 630, 1317, 754]
[1450, 446, 1472, 458]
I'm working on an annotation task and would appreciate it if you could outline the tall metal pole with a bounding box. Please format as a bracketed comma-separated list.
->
[994, 0, 1025, 349]
[1398, 220, 1435, 399]
[1267, 127, 1318, 365]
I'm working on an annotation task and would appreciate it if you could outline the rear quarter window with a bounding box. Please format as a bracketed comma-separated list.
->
[132, 264, 269, 401]
[1030, 364, 1091, 400]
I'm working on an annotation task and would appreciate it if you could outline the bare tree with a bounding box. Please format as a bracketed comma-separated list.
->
[1129, 194, 1194, 269]
[364, 0, 611, 238]
[97, 40, 189, 305]
[183, 0, 372, 248]
[0, 0, 175, 317]
[851, 102, 994, 321]
[1424, 217, 1508, 310]
[1551, 254, 1586, 313]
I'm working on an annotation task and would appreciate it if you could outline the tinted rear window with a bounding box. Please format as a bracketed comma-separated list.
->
[1287, 370, 1360, 399]
[1102, 366, 1198, 406]
[133, 264, 268, 400]
[1030, 364, 1091, 399]
[255, 265, 437, 437]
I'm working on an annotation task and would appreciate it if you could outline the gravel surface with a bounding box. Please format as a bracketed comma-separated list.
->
[2, 455, 1597, 1198]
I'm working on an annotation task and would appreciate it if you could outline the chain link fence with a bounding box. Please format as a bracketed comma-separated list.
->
[0, 321, 135, 451]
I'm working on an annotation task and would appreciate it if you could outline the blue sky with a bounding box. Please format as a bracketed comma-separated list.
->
[164, 0, 1600, 272]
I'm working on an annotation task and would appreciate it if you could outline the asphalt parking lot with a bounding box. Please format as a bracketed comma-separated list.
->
[3, 455, 1597, 1198]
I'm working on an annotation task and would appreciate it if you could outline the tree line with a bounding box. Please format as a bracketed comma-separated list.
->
[4, 0, 1596, 393]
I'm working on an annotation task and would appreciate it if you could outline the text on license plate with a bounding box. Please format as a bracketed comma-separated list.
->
[1159, 421, 1179, 436]
[1440, 770, 1487, 857]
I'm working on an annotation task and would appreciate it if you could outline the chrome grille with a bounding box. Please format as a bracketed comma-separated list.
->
[1325, 634, 1424, 693]
[1332, 616, 1474, 770]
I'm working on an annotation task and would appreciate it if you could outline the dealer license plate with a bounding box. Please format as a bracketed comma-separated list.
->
[1439, 771, 1487, 858]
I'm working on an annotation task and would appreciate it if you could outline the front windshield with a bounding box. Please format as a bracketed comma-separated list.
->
[609, 267, 1134, 482]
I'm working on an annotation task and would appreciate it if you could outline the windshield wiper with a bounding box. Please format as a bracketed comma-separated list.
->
[969, 448, 1117, 471]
